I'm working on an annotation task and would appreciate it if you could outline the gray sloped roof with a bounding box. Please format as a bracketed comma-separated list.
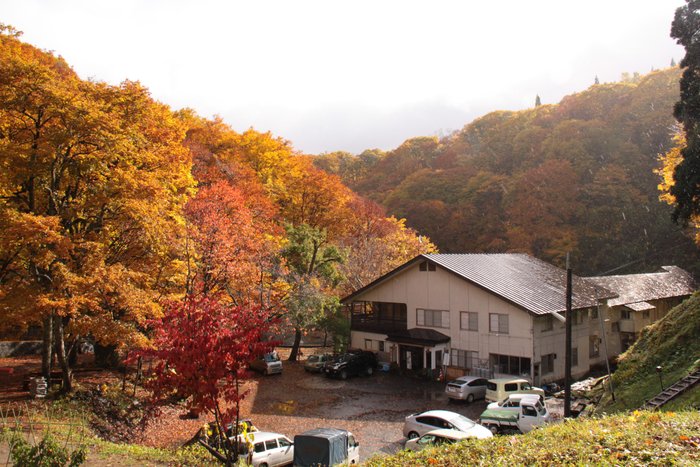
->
[586, 266, 696, 307]
[425, 254, 614, 315]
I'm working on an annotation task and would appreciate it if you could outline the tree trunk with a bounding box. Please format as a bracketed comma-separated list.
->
[288, 328, 302, 361]
[54, 317, 72, 392]
[41, 314, 54, 380]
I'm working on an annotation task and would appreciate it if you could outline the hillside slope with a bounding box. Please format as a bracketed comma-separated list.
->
[597, 292, 700, 413]
[365, 411, 700, 466]
[314, 69, 699, 277]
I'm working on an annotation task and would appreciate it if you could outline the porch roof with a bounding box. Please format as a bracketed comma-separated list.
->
[386, 328, 450, 346]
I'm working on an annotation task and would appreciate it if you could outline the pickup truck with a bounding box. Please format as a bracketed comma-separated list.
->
[479, 394, 550, 434]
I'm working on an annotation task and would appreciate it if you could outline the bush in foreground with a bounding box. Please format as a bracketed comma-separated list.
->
[365, 411, 700, 466]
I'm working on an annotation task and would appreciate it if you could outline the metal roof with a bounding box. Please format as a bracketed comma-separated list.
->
[341, 253, 614, 316]
[625, 301, 656, 312]
[425, 254, 613, 315]
[587, 266, 696, 307]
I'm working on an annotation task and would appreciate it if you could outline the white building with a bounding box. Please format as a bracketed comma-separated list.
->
[343, 253, 617, 385]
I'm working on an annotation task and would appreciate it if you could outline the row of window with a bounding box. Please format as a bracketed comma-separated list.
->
[417, 308, 600, 334]
[418, 309, 510, 334]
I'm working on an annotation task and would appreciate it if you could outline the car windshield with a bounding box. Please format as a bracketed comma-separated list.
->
[308, 355, 320, 362]
[263, 353, 279, 362]
[449, 414, 477, 431]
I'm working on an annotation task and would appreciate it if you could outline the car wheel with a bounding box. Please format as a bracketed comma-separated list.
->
[365, 366, 374, 376]
[466, 393, 474, 403]
[340, 370, 348, 380]
[488, 425, 499, 435]
[259, 463, 268, 467]
[407, 431, 419, 440]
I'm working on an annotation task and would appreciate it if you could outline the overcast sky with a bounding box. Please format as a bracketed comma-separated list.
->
[1, 0, 686, 154]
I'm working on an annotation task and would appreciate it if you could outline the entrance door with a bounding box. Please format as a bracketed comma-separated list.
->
[399, 345, 424, 370]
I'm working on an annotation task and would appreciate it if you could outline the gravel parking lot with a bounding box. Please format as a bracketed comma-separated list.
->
[244, 356, 489, 462]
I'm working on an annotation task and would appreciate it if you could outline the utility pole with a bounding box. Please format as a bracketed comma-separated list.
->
[564, 253, 572, 418]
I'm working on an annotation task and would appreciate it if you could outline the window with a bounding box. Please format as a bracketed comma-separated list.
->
[642, 311, 650, 319]
[505, 383, 518, 391]
[450, 349, 478, 369]
[264, 440, 278, 450]
[572, 310, 584, 326]
[278, 438, 291, 448]
[621, 309, 631, 320]
[417, 309, 450, 328]
[460, 312, 478, 331]
[378, 341, 385, 352]
[542, 354, 555, 374]
[490, 354, 531, 376]
[523, 406, 538, 417]
[254, 443, 265, 453]
[590, 307, 599, 320]
[419, 261, 436, 271]
[542, 315, 553, 332]
[489, 313, 509, 334]
[364, 339, 372, 350]
[572, 347, 578, 367]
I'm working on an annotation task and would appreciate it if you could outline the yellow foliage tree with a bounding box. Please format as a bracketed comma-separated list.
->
[657, 131, 700, 244]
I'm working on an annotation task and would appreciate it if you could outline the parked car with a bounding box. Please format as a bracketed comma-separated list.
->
[236, 431, 293, 467]
[479, 394, 551, 434]
[404, 428, 474, 452]
[250, 352, 282, 375]
[304, 354, 332, 373]
[445, 376, 489, 402]
[403, 410, 493, 440]
[324, 350, 377, 379]
[485, 378, 544, 403]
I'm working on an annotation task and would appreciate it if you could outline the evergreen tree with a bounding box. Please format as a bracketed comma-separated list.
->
[670, 0, 700, 224]
[594, 75, 600, 85]
[671, 57, 677, 67]
[535, 94, 541, 107]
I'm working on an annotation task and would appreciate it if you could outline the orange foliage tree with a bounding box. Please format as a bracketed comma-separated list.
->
[0, 29, 193, 389]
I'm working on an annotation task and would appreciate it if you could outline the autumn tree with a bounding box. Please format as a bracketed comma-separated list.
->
[281, 223, 343, 361]
[179, 116, 285, 307]
[0, 30, 193, 389]
[658, 131, 700, 244]
[132, 297, 277, 465]
[338, 197, 437, 295]
[670, 0, 700, 225]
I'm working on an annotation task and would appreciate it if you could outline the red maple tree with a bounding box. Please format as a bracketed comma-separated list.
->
[132, 296, 277, 464]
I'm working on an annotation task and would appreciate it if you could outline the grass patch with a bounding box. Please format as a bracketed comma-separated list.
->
[365, 411, 700, 466]
[597, 292, 700, 413]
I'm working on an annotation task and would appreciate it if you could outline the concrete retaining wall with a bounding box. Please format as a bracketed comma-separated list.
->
[0, 340, 42, 357]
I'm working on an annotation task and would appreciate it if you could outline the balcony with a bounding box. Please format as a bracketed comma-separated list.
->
[350, 300, 408, 334]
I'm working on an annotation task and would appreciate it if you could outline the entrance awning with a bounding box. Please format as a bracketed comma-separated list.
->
[386, 328, 450, 346]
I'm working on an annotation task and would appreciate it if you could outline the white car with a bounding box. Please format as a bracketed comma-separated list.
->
[237, 431, 293, 467]
[403, 410, 493, 440]
[404, 428, 475, 452]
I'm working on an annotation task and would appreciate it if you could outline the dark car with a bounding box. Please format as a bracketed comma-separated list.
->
[324, 349, 377, 379]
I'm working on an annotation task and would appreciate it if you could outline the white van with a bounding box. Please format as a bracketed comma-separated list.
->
[485, 378, 544, 403]
[238, 431, 294, 467]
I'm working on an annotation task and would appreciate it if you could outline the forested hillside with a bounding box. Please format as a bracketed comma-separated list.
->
[315, 69, 699, 276]
[0, 27, 435, 379]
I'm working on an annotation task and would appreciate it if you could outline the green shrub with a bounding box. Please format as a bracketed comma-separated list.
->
[10, 432, 86, 467]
